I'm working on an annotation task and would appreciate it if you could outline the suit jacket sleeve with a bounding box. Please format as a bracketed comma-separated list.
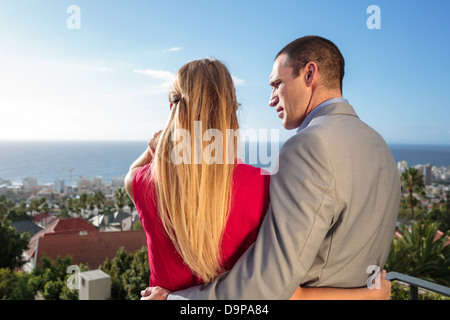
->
[169, 132, 336, 299]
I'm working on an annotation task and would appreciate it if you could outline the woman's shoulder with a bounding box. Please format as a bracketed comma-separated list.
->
[234, 161, 271, 183]
[134, 163, 152, 185]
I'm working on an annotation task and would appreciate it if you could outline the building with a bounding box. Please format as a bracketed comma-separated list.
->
[23, 177, 38, 192]
[423, 163, 433, 186]
[33, 230, 146, 269]
[54, 178, 65, 193]
[397, 161, 408, 173]
[92, 176, 105, 189]
[112, 175, 125, 188]
[24, 217, 146, 271]
[77, 176, 92, 190]
[25, 217, 99, 269]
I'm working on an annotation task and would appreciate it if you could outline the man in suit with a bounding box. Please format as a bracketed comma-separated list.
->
[143, 36, 401, 299]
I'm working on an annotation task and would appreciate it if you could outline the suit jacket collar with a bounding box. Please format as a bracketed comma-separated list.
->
[313, 101, 358, 119]
[299, 102, 359, 133]
[296, 99, 358, 133]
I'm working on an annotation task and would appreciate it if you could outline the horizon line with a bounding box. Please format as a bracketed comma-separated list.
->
[0, 139, 450, 146]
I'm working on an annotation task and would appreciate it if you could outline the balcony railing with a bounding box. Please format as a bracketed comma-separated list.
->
[386, 272, 450, 300]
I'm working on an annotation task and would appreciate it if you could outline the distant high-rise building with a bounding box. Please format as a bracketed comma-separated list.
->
[423, 163, 432, 186]
[54, 178, 65, 193]
[92, 176, 105, 188]
[77, 176, 92, 189]
[23, 177, 38, 192]
[397, 161, 408, 173]
[112, 175, 125, 188]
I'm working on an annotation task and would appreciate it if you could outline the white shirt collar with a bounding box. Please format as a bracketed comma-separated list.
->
[296, 98, 349, 133]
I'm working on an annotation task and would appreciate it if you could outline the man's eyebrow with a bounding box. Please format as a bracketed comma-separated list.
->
[269, 77, 280, 86]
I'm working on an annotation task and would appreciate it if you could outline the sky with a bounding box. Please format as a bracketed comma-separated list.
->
[0, 0, 449, 145]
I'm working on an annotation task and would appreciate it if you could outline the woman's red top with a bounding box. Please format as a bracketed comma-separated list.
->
[133, 162, 270, 291]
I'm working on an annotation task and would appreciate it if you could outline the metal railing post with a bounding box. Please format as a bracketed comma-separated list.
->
[386, 271, 450, 300]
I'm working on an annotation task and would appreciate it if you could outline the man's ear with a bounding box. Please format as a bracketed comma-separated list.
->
[304, 62, 318, 86]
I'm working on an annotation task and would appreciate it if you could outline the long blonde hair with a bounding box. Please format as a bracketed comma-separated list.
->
[150, 58, 239, 283]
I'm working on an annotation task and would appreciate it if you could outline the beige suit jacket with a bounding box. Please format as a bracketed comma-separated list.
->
[170, 102, 401, 299]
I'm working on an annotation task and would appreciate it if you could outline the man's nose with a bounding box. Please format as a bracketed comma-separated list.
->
[269, 92, 279, 108]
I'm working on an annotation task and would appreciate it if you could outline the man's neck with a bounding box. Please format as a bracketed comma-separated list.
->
[297, 91, 346, 133]
[310, 89, 343, 111]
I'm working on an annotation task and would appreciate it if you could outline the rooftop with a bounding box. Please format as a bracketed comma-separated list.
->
[34, 229, 146, 269]
[26, 217, 99, 259]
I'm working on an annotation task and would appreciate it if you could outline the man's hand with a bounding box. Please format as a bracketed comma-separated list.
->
[140, 286, 172, 300]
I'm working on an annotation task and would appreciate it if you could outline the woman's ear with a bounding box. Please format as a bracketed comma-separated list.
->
[170, 103, 173, 110]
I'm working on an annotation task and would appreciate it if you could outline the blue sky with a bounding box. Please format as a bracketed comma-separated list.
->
[0, 0, 449, 144]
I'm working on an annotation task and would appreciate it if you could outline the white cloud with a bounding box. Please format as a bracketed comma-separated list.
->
[133, 69, 176, 93]
[232, 76, 246, 86]
[134, 69, 175, 82]
[86, 65, 115, 73]
[163, 47, 181, 52]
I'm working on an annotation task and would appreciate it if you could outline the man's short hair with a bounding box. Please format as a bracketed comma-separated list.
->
[276, 36, 345, 92]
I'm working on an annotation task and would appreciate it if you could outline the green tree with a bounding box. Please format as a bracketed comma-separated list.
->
[78, 193, 88, 218]
[114, 188, 127, 231]
[0, 202, 7, 221]
[31, 255, 86, 300]
[28, 198, 41, 216]
[87, 194, 96, 215]
[94, 191, 106, 227]
[66, 197, 75, 217]
[100, 246, 149, 300]
[0, 268, 19, 299]
[0, 195, 15, 221]
[0, 219, 30, 270]
[386, 221, 450, 286]
[0, 268, 35, 299]
[401, 167, 426, 220]
[7, 202, 31, 222]
[10, 271, 35, 300]
[427, 205, 450, 233]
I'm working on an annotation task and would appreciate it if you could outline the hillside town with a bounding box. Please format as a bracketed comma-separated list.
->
[397, 162, 450, 208]
[1, 161, 450, 300]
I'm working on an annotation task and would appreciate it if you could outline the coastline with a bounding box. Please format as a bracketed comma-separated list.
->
[0, 140, 449, 186]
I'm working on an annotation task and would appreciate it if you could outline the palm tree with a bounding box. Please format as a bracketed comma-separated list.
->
[94, 191, 106, 228]
[28, 198, 41, 217]
[73, 198, 82, 218]
[0, 202, 7, 221]
[401, 167, 426, 220]
[87, 195, 96, 215]
[66, 197, 75, 217]
[126, 194, 136, 228]
[114, 188, 126, 231]
[78, 193, 88, 218]
[386, 221, 450, 286]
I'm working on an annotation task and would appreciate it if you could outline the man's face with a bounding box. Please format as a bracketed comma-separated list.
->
[269, 54, 310, 130]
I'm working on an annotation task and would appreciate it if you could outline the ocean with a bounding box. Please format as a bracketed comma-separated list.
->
[0, 140, 449, 186]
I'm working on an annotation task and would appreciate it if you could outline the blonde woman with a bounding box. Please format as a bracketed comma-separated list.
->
[125, 58, 390, 299]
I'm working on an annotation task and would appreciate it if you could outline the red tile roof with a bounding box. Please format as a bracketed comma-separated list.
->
[46, 217, 99, 236]
[26, 218, 99, 259]
[34, 230, 146, 269]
